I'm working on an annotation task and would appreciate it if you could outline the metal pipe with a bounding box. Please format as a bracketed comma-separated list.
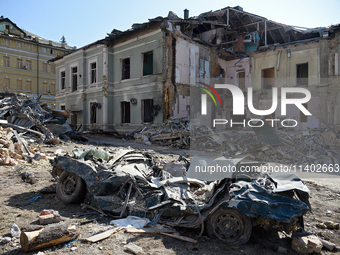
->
[277, 51, 282, 71]
[36, 41, 39, 97]
[265, 20, 267, 46]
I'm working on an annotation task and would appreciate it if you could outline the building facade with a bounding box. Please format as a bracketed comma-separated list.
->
[53, 7, 340, 132]
[0, 17, 74, 108]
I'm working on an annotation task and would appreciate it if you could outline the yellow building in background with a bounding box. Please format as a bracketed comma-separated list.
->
[0, 17, 74, 108]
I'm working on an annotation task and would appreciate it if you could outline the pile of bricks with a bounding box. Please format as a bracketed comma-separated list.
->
[0, 126, 46, 166]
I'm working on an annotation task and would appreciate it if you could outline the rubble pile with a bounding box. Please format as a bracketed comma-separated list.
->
[131, 117, 340, 166]
[194, 128, 340, 166]
[0, 92, 87, 143]
[0, 126, 47, 166]
[0, 92, 57, 142]
[133, 118, 190, 148]
[222, 128, 340, 166]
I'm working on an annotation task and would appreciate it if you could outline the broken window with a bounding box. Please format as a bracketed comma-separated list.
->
[142, 99, 153, 123]
[143, 51, 153, 76]
[17, 58, 23, 69]
[90, 102, 97, 124]
[236, 71, 245, 90]
[26, 80, 32, 91]
[3, 56, 9, 67]
[261, 68, 275, 89]
[122, 58, 130, 80]
[61, 105, 65, 110]
[297, 63, 308, 86]
[72, 67, 77, 91]
[50, 49, 55, 54]
[91, 62, 96, 83]
[17, 79, 22, 90]
[61, 71, 65, 90]
[121, 101, 131, 124]
[300, 103, 308, 122]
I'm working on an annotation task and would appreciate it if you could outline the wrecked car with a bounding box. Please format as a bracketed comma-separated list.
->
[50, 148, 311, 245]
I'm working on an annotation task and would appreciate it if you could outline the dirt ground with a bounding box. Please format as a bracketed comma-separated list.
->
[0, 135, 340, 255]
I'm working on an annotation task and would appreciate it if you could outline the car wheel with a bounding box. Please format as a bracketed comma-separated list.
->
[56, 171, 86, 204]
[206, 207, 252, 245]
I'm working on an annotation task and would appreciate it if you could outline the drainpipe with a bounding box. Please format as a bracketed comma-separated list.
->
[264, 20, 267, 46]
[277, 51, 282, 71]
[36, 41, 39, 98]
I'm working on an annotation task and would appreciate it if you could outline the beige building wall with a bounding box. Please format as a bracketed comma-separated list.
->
[0, 18, 74, 109]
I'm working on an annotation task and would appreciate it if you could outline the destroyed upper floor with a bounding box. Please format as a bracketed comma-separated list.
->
[105, 6, 333, 61]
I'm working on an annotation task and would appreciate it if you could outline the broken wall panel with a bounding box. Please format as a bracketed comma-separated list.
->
[172, 95, 190, 118]
[175, 37, 200, 86]
[218, 58, 251, 88]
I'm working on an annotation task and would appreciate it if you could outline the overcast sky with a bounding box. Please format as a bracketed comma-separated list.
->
[2, 0, 340, 48]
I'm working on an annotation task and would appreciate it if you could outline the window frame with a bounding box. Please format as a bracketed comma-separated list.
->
[17, 79, 22, 90]
[43, 62, 48, 72]
[122, 57, 130, 80]
[3, 56, 10, 67]
[59, 68, 66, 90]
[296, 62, 308, 86]
[26, 80, 32, 91]
[26, 60, 32, 70]
[142, 51, 153, 76]
[71, 66, 78, 92]
[17, 58, 23, 69]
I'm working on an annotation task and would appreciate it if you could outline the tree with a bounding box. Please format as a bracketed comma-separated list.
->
[60, 36, 67, 45]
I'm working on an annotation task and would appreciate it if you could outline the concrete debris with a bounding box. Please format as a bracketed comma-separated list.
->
[320, 239, 340, 251]
[1, 236, 11, 244]
[10, 224, 20, 238]
[0, 126, 49, 166]
[291, 233, 323, 254]
[129, 118, 340, 166]
[131, 117, 190, 148]
[39, 209, 63, 225]
[124, 243, 143, 255]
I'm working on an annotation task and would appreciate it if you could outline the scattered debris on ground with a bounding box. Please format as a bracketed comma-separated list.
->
[129, 117, 340, 167]
[0, 92, 88, 145]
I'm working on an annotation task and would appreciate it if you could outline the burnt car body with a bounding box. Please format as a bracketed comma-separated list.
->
[51, 148, 310, 244]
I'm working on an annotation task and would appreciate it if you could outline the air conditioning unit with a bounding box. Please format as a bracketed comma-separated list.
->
[23, 65, 27, 69]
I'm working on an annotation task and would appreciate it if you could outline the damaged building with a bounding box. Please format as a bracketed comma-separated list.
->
[51, 6, 340, 132]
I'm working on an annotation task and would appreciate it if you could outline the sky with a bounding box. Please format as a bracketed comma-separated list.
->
[2, 0, 340, 48]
